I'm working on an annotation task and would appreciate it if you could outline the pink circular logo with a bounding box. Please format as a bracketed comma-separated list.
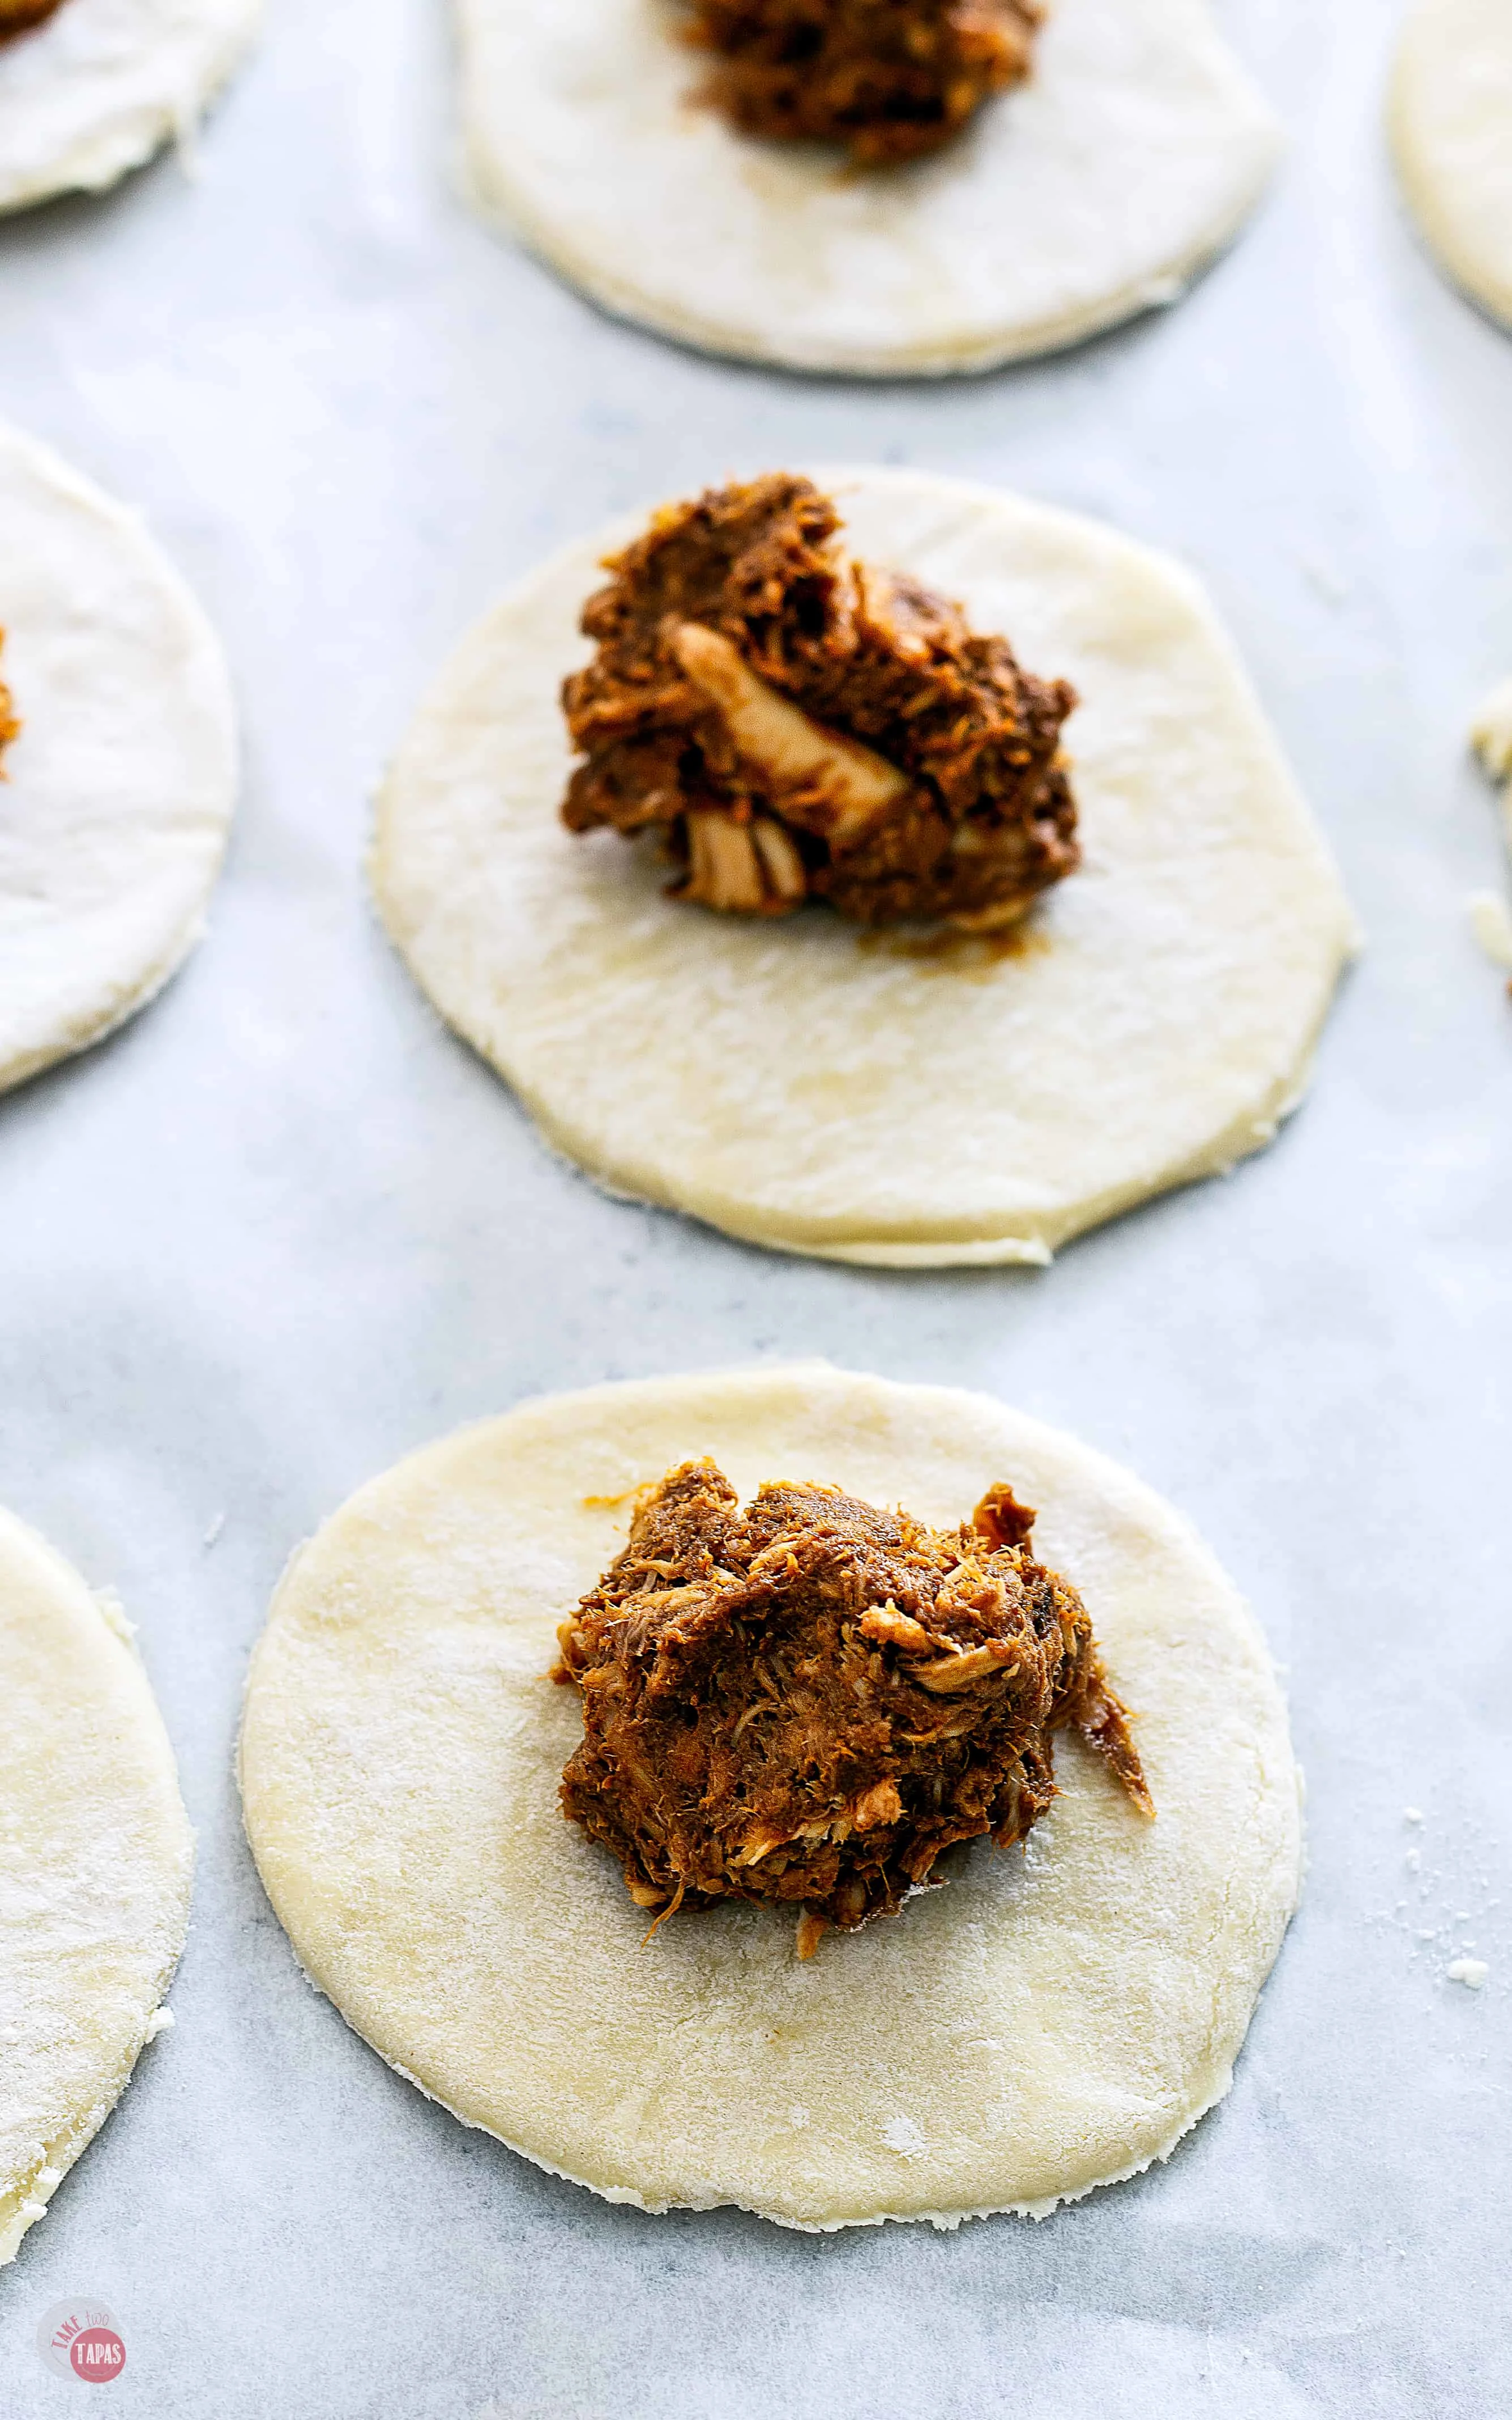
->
[36, 2302, 126, 2386]
[70, 2327, 126, 2383]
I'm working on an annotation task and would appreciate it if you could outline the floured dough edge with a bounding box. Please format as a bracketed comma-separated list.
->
[456, 0, 1279, 377]
[0, 1509, 193, 2265]
[460, 152, 1276, 384]
[501, 1051, 1327, 1269]
[241, 1364, 1304, 2231]
[627, 1051, 1325, 1269]
[0, 0, 264, 216]
[1390, 0, 1512, 333]
[0, 420, 238, 1096]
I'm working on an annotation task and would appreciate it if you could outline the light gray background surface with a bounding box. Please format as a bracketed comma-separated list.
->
[1, 2, 1509, 2413]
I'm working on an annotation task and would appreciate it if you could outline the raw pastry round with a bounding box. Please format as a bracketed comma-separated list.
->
[0, 421, 237, 1096]
[373, 467, 1357, 1268]
[1393, 0, 1512, 331]
[0, 0, 261, 215]
[0, 1506, 193, 2266]
[240, 1364, 1302, 2233]
[458, 0, 1280, 377]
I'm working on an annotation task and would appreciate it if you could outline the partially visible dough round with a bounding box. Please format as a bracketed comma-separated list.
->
[1392, 0, 1512, 331]
[0, 1507, 193, 2266]
[0, 0, 260, 214]
[373, 467, 1357, 1268]
[240, 1364, 1302, 2233]
[0, 421, 237, 1095]
[458, 0, 1279, 377]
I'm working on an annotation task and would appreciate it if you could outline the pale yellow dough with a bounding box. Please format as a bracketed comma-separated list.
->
[0, 421, 237, 1096]
[0, 1507, 193, 2265]
[372, 468, 1358, 1267]
[240, 1365, 1302, 2233]
[1393, 0, 1512, 330]
[0, 0, 262, 215]
[458, 0, 1279, 376]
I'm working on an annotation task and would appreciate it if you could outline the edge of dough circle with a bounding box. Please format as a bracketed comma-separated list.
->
[0, 1506, 193, 2266]
[458, 0, 1282, 376]
[240, 1363, 1303, 2235]
[0, 0, 262, 216]
[0, 419, 237, 1098]
[1391, 0, 1512, 334]
[373, 465, 1359, 1271]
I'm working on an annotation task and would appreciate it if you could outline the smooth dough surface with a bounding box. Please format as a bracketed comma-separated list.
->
[0, 421, 237, 1095]
[240, 1364, 1302, 2232]
[458, 0, 1279, 377]
[1393, 0, 1512, 330]
[373, 468, 1357, 1267]
[0, 1507, 193, 2265]
[0, 0, 260, 214]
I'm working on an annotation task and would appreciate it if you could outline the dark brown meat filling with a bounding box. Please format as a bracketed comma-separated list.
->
[561, 475, 1079, 929]
[686, 0, 1042, 166]
[0, 0, 67, 35]
[554, 1458, 1150, 1957]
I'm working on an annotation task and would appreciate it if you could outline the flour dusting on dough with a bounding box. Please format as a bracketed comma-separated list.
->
[0, 1508, 193, 2264]
[0, 421, 237, 1096]
[0, 0, 262, 215]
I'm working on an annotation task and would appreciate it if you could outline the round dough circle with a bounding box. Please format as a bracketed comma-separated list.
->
[1393, 0, 1512, 332]
[0, 0, 261, 215]
[373, 467, 1357, 1268]
[240, 1364, 1302, 2233]
[0, 421, 238, 1095]
[458, 0, 1280, 377]
[0, 1507, 193, 2266]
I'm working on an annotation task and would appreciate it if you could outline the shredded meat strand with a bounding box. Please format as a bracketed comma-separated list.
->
[0, 632, 19, 776]
[553, 1458, 1150, 1956]
[561, 474, 1080, 927]
[686, 0, 1042, 165]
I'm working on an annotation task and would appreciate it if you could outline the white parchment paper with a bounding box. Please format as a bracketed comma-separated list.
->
[0, 2, 1507, 2413]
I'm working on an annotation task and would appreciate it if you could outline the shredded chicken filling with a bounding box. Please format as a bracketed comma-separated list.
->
[685, 0, 1043, 166]
[561, 474, 1080, 927]
[553, 1458, 1151, 1957]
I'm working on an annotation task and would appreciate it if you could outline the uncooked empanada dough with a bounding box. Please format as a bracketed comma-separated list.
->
[458, 0, 1279, 376]
[240, 1364, 1302, 2232]
[1393, 0, 1512, 331]
[373, 467, 1357, 1268]
[0, 0, 260, 214]
[0, 1506, 193, 2265]
[0, 421, 237, 1096]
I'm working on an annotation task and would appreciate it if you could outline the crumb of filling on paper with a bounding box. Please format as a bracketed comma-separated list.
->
[552, 1456, 1150, 1959]
[1469, 681, 1512, 992]
[1447, 1958, 1488, 1990]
